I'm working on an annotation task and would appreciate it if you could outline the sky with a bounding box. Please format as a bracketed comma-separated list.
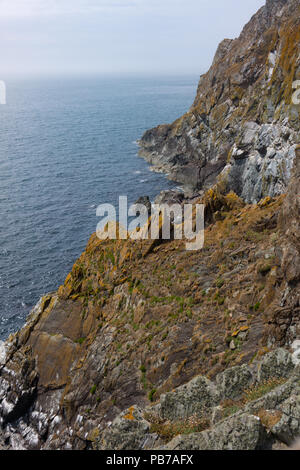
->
[0, 0, 266, 78]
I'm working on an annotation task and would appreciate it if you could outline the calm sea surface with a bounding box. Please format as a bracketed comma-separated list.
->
[0, 76, 198, 339]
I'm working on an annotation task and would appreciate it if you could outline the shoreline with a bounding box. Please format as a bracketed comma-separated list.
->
[138, 144, 198, 199]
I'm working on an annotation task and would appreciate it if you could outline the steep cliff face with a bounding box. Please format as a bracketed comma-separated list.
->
[0, 168, 299, 449]
[0, 0, 299, 451]
[139, 0, 299, 202]
[264, 146, 300, 347]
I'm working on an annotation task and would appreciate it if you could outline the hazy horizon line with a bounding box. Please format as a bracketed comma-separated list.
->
[1, 71, 204, 81]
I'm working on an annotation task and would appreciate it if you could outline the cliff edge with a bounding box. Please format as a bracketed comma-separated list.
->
[139, 0, 299, 202]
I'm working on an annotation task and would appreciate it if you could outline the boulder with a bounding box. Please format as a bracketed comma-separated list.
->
[257, 348, 295, 382]
[160, 375, 220, 420]
[96, 406, 154, 450]
[271, 395, 300, 445]
[216, 364, 254, 400]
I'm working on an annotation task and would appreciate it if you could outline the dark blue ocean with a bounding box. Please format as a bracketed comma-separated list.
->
[0, 76, 198, 339]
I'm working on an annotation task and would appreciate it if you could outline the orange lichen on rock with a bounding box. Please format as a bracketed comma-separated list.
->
[124, 406, 136, 421]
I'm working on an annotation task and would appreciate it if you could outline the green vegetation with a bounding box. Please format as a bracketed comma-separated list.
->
[220, 377, 288, 419]
[214, 291, 225, 306]
[106, 251, 116, 265]
[216, 278, 225, 288]
[222, 403, 243, 418]
[243, 377, 287, 402]
[161, 331, 168, 341]
[148, 389, 157, 402]
[145, 413, 210, 442]
[75, 337, 86, 345]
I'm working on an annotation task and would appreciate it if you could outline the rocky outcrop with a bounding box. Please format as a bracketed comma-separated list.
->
[139, 0, 299, 202]
[215, 364, 253, 400]
[159, 375, 220, 421]
[262, 146, 300, 348]
[257, 348, 295, 381]
[95, 407, 155, 451]
[94, 348, 300, 450]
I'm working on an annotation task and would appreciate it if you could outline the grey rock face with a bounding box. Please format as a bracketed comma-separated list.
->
[0, 356, 38, 428]
[163, 414, 267, 450]
[160, 375, 220, 420]
[215, 364, 254, 400]
[96, 406, 154, 450]
[154, 190, 184, 206]
[93, 349, 300, 450]
[223, 124, 297, 204]
[257, 348, 295, 382]
[271, 394, 300, 445]
[291, 340, 300, 366]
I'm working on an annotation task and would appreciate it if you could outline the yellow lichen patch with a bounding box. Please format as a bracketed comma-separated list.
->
[258, 196, 273, 208]
[224, 191, 245, 210]
[206, 188, 218, 202]
[204, 338, 212, 344]
[57, 285, 65, 297]
[257, 347, 270, 357]
[124, 406, 136, 421]
[65, 273, 72, 284]
[71, 294, 80, 301]
[239, 326, 249, 332]
[210, 102, 230, 124]
[267, 10, 300, 107]
[87, 427, 100, 442]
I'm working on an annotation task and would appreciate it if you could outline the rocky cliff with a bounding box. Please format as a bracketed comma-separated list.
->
[139, 0, 299, 202]
[94, 348, 300, 450]
[0, 0, 299, 450]
[0, 148, 299, 449]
